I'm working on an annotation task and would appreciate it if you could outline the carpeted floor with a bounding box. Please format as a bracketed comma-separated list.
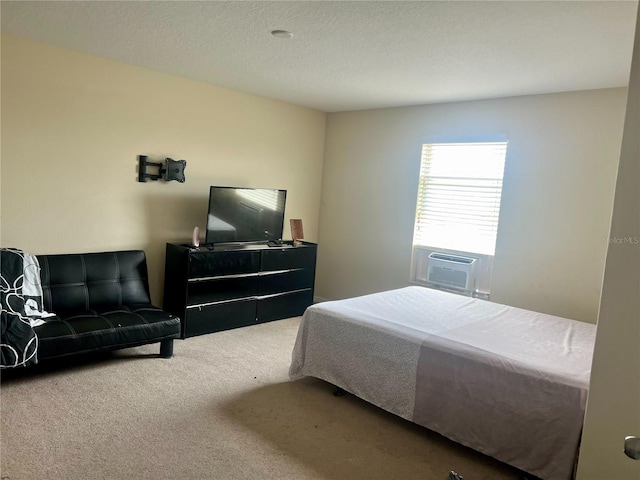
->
[1, 317, 526, 480]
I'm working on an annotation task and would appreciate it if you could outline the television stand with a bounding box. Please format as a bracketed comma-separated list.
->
[163, 241, 317, 338]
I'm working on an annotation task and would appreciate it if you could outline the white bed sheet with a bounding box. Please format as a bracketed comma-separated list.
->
[289, 286, 596, 480]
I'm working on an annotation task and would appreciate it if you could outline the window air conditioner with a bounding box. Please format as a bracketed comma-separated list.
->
[427, 252, 478, 292]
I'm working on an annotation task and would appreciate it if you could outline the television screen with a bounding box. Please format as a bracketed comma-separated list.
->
[205, 186, 287, 244]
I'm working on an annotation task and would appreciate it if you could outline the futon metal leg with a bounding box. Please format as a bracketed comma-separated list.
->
[159, 338, 174, 358]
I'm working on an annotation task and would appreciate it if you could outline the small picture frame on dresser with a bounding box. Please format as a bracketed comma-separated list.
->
[290, 219, 304, 245]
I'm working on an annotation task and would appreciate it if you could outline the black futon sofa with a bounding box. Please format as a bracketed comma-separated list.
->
[34, 250, 180, 361]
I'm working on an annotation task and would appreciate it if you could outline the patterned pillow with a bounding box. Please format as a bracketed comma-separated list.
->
[1, 248, 39, 368]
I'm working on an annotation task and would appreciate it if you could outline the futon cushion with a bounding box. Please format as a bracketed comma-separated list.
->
[34, 304, 178, 359]
[38, 251, 152, 314]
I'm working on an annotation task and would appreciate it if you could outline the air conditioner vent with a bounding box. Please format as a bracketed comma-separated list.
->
[427, 252, 478, 292]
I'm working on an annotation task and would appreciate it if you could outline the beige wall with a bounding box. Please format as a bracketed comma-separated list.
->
[319, 89, 627, 323]
[578, 6, 640, 478]
[0, 34, 326, 304]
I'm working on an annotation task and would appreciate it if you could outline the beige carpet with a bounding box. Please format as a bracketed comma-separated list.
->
[1, 317, 526, 480]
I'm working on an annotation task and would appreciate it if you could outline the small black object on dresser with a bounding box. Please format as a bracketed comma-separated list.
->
[163, 241, 317, 338]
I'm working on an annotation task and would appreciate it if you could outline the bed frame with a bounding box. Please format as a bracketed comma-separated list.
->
[289, 286, 596, 480]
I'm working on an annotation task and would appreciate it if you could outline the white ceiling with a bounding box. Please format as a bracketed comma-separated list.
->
[1, 1, 638, 112]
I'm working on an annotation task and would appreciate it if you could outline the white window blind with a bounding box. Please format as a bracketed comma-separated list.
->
[413, 142, 507, 256]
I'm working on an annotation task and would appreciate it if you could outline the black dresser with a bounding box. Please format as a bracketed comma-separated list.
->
[163, 241, 317, 338]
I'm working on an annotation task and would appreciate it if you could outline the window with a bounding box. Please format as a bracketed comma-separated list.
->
[413, 142, 507, 256]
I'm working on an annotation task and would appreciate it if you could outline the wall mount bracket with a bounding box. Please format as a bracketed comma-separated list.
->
[138, 155, 186, 183]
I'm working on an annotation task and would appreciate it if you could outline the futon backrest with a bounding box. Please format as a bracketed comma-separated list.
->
[37, 250, 152, 313]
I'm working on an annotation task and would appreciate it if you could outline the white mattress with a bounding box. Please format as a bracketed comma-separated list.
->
[289, 286, 596, 480]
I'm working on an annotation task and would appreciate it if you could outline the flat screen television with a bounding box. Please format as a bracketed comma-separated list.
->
[205, 186, 287, 244]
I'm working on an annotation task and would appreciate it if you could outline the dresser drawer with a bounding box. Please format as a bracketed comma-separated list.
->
[258, 269, 314, 295]
[261, 246, 316, 272]
[189, 250, 260, 278]
[187, 276, 258, 306]
[184, 299, 256, 337]
[257, 289, 313, 323]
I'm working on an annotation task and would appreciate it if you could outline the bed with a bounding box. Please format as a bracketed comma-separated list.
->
[289, 286, 596, 480]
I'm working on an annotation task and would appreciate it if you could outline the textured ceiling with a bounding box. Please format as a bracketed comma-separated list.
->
[1, 1, 638, 112]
